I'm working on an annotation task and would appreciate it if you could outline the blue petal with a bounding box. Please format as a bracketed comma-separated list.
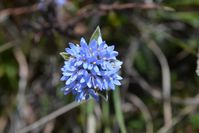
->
[96, 77, 103, 90]
[106, 63, 113, 70]
[115, 60, 123, 67]
[80, 38, 88, 49]
[89, 40, 97, 50]
[63, 71, 72, 76]
[97, 36, 103, 45]
[88, 64, 93, 70]
[107, 45, 115, 51]
[66, 77, 73, 85]
[103, 79, 108, 90]
[60, 76, 68, 81]
[66, 81, 76, 88]
[83, 70, 90, 81]
[65, 48, 74, 55]
[110, 51, 118, 57]
[116, 75, 123, 80]
[99, 42, 107, 49]
[68, 66, 76, 72]
[113, 80, 121, 86]
[77, 92, 85, 102]
[61, 88, 71, 95]
[66, 74, 77, 85]
[85, 94, 90, 100]
[83, 62, 88, 69]
[78, 69, 84, 76]
[88, 89, 99, 101]
[109, 81, 115, 90]
[69, 43, 79, 54]
[87, 77, 92, 88]
[69, 43, 78, 52]
[91, 77, 96, 88]
[75, 60, 83, 66]
[55, 0, 67, 6]
[80, 37, 87, 44]
[80, 77, 85, 83]
[93, 66, 100, 74]
[63, 91, 71, 95]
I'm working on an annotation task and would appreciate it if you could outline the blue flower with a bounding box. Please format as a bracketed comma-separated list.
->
[55, 0, 67, 6]
[61, 36, 123, 102]
[38, 0, 67, 10]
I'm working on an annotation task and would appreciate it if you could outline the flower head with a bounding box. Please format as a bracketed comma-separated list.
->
[38, 0, 67, 10]
[55, 0, 67, 6]
[61, 35, 122, 102]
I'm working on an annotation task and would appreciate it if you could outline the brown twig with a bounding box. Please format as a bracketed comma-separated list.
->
[18, 101, 83, 133]
[157, 104, 198, 133]
[147, 40, 172, 128]
[64, 3, 166, 30]
[87, 114, 97, 133]
[0, 2, 173, 23]
[124, 38, 162, 100]
[13, 47, 29, 131]
[0, 4, 38, 23]
[0, 4, 38, 17]
[127, 94, 153, 133]
[0, 41, 16, 53]
[158, 94, 199, 132]
[171, 93, 199, 105]
[133, 17, 172, 128]
[99, 3, 172, 11]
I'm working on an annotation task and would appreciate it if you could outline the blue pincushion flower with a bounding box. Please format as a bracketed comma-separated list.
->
[60, 28, 122, 102]
[38, 0, 67, 10]
[55, 0, 67, 6]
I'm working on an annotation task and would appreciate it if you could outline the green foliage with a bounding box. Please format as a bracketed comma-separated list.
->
[108, 12, 122, 27]
[89, 26, 102, 43]
[60, 52, 70, 60]
[134, 49, 160, 82]
[159, 12, 199, 28]
[1, 0, 199, 132]
[165, 0, 199, 5]
[113, 88, 127, 133]
[190, 114, 199, 129]
[128, 118, 145, 131]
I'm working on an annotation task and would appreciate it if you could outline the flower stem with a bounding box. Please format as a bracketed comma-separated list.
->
[113, 88, 127, 133]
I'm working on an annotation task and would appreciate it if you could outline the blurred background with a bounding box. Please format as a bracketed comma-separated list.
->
[0, 0, 199, 133]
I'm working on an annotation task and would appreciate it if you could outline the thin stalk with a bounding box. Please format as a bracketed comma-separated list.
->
[113, 88, 127, 133]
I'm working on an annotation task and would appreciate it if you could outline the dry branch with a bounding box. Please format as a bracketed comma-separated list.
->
[18, 101, 83, 133]
[147, 40, 172, 128]
[128, 94, 153, 133]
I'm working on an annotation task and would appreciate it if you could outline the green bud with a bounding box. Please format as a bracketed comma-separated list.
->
[60, 52, 70, 60]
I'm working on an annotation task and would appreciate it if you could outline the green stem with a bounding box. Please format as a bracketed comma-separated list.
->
[87, 99, 94, 114]
[113, 88, 127, 133]
[102, 100, 111, 133]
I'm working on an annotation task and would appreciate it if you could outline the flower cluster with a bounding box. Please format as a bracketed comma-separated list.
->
[61, 36, 122, 102]
[55, 0, 67, 6]
[38, 0, 67, 10]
